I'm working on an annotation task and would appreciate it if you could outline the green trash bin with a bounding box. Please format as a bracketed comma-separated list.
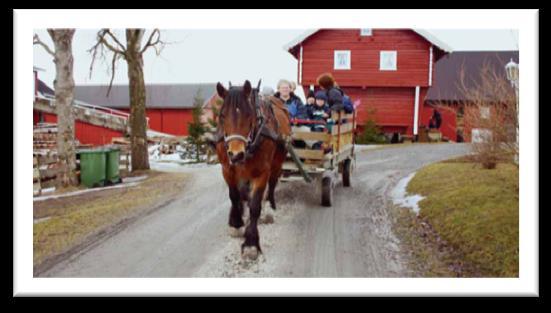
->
[105, 147, 121, 185]
[78, 148, 107, 188]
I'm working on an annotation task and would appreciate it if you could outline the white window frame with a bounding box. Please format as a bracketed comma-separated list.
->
[334, 50, 351, 70]
[480, 106, 490, 119]
[380, 50, 397, 71]
[360, 29, 372, 36]
[472, 128, 493, 143]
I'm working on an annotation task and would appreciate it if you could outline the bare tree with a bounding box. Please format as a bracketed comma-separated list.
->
[456, 60, 518, 169]
[89, 29, 165, 171]
[34, 30, 78, 187]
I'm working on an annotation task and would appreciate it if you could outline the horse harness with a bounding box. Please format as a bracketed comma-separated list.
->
[215, 88, 281, 160]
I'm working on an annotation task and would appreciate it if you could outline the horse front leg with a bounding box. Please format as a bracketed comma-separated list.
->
[242, 174, 269, 260]
[228, 186, 245, 237]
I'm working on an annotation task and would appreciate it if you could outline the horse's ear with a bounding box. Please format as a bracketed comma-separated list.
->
[243, 80, 252, 96]
[216, 82, 227, 98]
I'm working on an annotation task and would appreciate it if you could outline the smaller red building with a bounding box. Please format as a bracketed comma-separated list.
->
[425, 51, 519, 142]
[74, 83, 219, 137]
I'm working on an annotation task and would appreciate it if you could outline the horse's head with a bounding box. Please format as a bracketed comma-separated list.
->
[216, 80, 258, 164]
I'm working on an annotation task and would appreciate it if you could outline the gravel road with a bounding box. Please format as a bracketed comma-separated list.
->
[42, 143, 470, 277]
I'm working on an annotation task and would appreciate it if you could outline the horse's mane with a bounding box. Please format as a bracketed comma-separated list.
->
[222, 87, 256, 118]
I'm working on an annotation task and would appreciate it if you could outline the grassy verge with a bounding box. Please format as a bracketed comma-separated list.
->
[398, 160, 519, 277]
[33, 170, 189, 271]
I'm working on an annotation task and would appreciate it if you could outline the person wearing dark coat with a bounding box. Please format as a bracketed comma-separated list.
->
[310, 91, 330, 132]
[304, 90, 316, 118]
[317, 73, 345, 112]
[432, 109, 442, 129]
[274, 79, 308, 120]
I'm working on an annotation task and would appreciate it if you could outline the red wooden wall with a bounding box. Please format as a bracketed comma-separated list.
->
[115, 108, 194, 136]
[303, 85, 430, 137]
[38, 112, 123, 146]
[421, 104, 457, 142]
[300, 29, 433, 88]
[34, 107, 194, 147]
[295, 29, 443, 139]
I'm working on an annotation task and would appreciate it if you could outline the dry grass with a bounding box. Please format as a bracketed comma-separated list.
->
[33, 170, 189, 269]
[406, 161, 519, 277]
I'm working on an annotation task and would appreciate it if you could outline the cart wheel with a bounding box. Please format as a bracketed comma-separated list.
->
[321, 176, 333, 207]
[343, 159, 352, 187]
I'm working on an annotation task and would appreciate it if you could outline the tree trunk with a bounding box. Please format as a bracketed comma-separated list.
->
[125, 29, 150, 171]
[48, 29, 78, 187]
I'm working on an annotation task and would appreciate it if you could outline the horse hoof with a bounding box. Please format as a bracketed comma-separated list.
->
[260, 213, 274, 224]
[260, 206, 275, 224]
[242, 246, 259, 260]
[229, 226, 245, 237]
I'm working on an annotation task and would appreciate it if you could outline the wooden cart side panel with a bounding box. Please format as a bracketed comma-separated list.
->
[331, 133, 354, 153]
[294, 148, 325, 160]
[331, 112, 355, 122]
[331, 122, 354, 135]
[291, 131, 331, 142]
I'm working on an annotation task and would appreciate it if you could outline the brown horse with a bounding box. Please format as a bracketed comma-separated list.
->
[214, 80, 290, 260]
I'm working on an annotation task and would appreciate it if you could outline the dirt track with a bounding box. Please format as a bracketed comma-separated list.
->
[42, 143, 470, 277]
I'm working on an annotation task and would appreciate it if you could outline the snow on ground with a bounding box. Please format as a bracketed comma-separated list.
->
[390, 172, 425, 215]
[33, 179, 145, 202]
[355, 144, 381, 152]
[150, 159, 220, 173]
[146, 129, 176, 138]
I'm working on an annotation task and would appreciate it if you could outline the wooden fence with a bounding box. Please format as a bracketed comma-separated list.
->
[33, 147, 131, 196]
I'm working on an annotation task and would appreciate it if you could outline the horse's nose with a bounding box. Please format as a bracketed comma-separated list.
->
[230, 151, 245, 163]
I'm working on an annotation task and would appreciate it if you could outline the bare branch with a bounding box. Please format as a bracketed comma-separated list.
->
[33, 34, 55, 57]
[140, 29, 165, 55]
[88, 40, 104, 79]
[103, 29, 127, 52]
[88, 29, 126, 97]
[106, 52, 118, 97]
[96, 29, 126, 54]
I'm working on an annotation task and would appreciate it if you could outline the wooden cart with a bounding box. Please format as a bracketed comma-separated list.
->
[281, 111, 357, 206]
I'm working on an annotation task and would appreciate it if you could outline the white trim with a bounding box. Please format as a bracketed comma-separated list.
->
[360, 28, 372, 36]
[299, 45, 303, 84]
[380, 50, 397, 71]
[413, 29, 453, 53]
[334, 50, 351, 70]
[283, 29, 453, 53]
[428, 46, 433, 86]
[413, 86, 420, 136]
[282, 29, 318, 51]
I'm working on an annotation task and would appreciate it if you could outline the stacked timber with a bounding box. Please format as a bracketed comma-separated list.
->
[111, 137, 131, 177]
[33, 150, 60, 194]
[33, 124, 57, 149]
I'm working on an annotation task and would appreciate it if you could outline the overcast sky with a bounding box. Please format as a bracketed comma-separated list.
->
[33, 29, 519, 100]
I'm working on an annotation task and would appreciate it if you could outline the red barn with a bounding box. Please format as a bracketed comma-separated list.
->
[425, 51, 519, 142]
[284, 28, 452, 140]
[74, 84, 219, 136]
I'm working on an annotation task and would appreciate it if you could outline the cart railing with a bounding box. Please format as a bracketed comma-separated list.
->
[289, 110, 356, 160]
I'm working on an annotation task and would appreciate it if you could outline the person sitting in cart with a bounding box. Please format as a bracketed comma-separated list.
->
[309, 91, 332, 151]
[274, 79, 308, 120]
[316, 73, 355, 115]
[310, 91, 330, 132]
[304, 90, 315, 118]
[274, 79, 309, 148]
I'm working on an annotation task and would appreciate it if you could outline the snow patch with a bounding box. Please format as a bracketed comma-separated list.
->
[33, 181, 142, 202]
[355, 144, 381, 152]
[391, 172, 425, 215]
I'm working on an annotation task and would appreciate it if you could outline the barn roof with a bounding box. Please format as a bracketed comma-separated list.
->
[425, 51, 519, 102]
[73, 83, 217, 109]
[37, 79, 54, 96]
[283, 29, 453, 54]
